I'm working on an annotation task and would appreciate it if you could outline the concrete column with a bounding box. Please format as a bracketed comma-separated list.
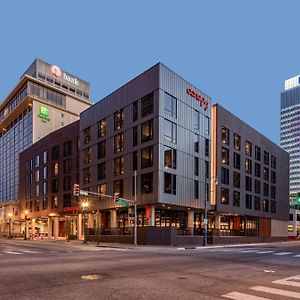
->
[215, 213, 221, 230]
[88, 214, 94, 229]
[53, 216, 59, 240]
[150, 205, 155, 227]
[188, 210, 195, 235]
[110, 209, 117, 228]
[95, 211, 101, 229]
[72, 218, 77, 236]
[31, 218, 36, 238]
[77, 213, 82, 239]
[48, 217, 52, 239]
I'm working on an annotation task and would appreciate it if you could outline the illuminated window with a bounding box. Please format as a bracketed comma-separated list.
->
[245, 158, 252, 174]
[222, 127, 229, 145]
[98, 119, 106, 137]
[97, 184, 106, 195]
[164, 119, 176, 144]
[245, 140, 252, 156]
[114, 157, 124, 176]
[221, 188, 229, 205]
[114, 133, 124, 153]
[114, 109, 124, 131]
[83, 147, 91, 164]
[222, 147, 229, 165]
[141, 119, 153, 143]
[52, 162, 59, 176]
[164, 146, 176, 169]
[234, 133, 240, 151]
[83, 127, 91, 144]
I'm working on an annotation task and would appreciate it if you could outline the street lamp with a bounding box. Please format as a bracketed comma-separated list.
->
[8, 212, 13, 239]
[24, 210, 29, 240]
[82, 201, 89, 244]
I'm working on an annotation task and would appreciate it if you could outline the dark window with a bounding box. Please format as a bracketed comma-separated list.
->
[222, 147, 229, 165]
[194, 134, 199, 153]
[271, 200, 276, 213]
[255, 179, 261, 194]
[113, 180, 124, 197]
[63, 141, 72, 156]
[165, 92, 177, 117]
[246, 194, 252, 209]
[205, 161, 209, 179]
[255, 146, 261, 161]
[221, 188, 229, 205]
[63, 159, 71, 174]
[141, 92, 154, 118]
[205, 116, 210, 135]
[263, 199, 269, 212]
[141, 119, 153, 143]
[164, 147, 176, 169]
[35, 199, 40, 211]
[52, 179, 59, 193]
[52, 145, 59, 160]
[263, 183, 269, 197]
[234, 152, 240, 169]
[205, 139, 209, 157]
[195, 157, 199, 176]
[164, 173, 176, 194]
[83, 147, 91, 164]
[245, 140, 252, 156]
[63, 176, 71, 191]
[289, 214, 293, 221]
[263, 167, 269, 181]
[114, 157, 124, 176]
[234, 133, 241, 151]
[233, 172, 240, 188]
[271, 186, 276, 199]
[114, 133, 124, 153]
[246, 176, 252, 191]
[141, 172, 153, 194]
[254, 196, 260, 211]
[98, 119, 106, 138]
[194, 180, 199, 199]
[221, 167, 229, 185]
[63, 194, 71, 208]
[141, 146, 153, 168]
[42, 197, 47, 210]
[114, 109, 124, 131]
[194, 110, 200, 130]
[233, 191, 240, 207]
[83, 168, 91, 184]
[98, 162, 106, 180]
[271, 155, 276, 169]
[255, 163, 261, 177]
[271, 170, 276, 184]
[245, 158, 252, 174]
[133, 151, 138, 170]
[133, 101, 138, 122]
[264, 151, 269, 165]
[83, 127, 91, 144]
[222, 127, 229, 145]
[51, 196, 58, 209]
[97, 141, 106, 159]
[164, 119, 177, 144]
[133, 126, 138, 146]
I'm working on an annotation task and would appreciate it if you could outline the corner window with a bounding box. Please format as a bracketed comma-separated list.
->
[164, 119, 177, 144]
[165, 92, 177, 117]
[141, 92, 154, 118]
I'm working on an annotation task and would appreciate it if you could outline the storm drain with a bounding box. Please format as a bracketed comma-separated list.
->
[81, 274, 109, 281]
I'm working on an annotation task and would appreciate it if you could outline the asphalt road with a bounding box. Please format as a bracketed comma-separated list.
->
[0, 239, 300, 300]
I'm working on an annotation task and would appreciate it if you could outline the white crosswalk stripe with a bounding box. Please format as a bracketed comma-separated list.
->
[251, 286, 300, 299]
[4, 251, 23, 255]
[255, 251, 274, 254]
[294, 254, 300, 258]
[222, 291, 271, 300]
[274, 252, 293, 256]
[240, 249, 261, 253]
[22, 250, 42, 254]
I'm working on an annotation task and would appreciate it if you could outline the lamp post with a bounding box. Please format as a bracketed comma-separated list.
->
[82, 201, 89, 244]
[24, 210, 29, 240]
[8, 212, 13, 239]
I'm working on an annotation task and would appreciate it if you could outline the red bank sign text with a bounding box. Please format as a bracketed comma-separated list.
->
[186, 88, 209, 111]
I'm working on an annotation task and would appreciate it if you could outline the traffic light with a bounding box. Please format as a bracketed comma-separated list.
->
[114, 192, 120, 202]
[73, 184, 80, 197]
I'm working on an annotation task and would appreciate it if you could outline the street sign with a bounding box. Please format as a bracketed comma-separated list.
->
[116, 199, 129, 207]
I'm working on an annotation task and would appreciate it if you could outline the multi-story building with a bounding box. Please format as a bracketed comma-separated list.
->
[79, 63, 211, 236]
[19, 121, 80, 238]
[212, 104, 289, 238]
[0, 58, 92, 206]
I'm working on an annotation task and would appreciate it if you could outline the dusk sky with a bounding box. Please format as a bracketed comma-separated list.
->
[1, 0, 299, 144]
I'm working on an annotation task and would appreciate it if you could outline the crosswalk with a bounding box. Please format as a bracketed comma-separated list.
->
[0, 248, 43, 256]
[222, 274, 300, 299]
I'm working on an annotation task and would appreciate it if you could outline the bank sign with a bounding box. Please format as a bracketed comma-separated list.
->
[51, 65, 79, 86]
[186, 88, 209, 111]
[38, 105, 50, 123]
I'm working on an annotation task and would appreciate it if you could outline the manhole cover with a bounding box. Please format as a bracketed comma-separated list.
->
[81, 274, 109, 281]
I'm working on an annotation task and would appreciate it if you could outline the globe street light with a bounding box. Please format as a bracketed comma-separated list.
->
[82, 201, 89, 244]
[8, 212, 13, 239]
[24, 210, 29, 240]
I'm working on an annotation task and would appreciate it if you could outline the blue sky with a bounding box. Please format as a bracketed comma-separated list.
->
[0, 0, 299, 143]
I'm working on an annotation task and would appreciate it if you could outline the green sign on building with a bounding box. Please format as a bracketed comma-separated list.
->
[38, 105, 50, 123]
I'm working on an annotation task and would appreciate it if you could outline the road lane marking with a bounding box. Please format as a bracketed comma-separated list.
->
[274, 252, 293, 256]
[4, 251, 23, 255]
[222, 291, 271, 300]
[256, 251, 274, 254]
[273, 275, 300, 288]
[251, 286, 300, 299]
[240, 250, 260, 253]
[294, 254, 300, 258]
[22, 250, 42, 254]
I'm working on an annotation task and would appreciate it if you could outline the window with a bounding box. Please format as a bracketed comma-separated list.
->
[271, 186, 276, 199]
[245, 158, 252, 174]
[205, 161, 209, 179]
[234, 133, 241, 151]
[141, 119, 153, 143]
[63, 194, 71, 208]
[133, 126, 138, 146]
[221, 167, 229, 185]
[205, 139, 209, 157]
[264, 151, 269, 165]
[133, 151, 138, 170]
[255, 146, 261, 161]
[255, 179, 261, 194]
[263, 199, 269, 212]
[42, 197, 47, 210]
[113, 180, 124, 197]
[246, 176, 252, 191]
[221, 188, 229, 205]
[164, 119, 176, 144]
[43, 151, 48, 164]
[52, 196, 58, 209]
[114, 133, 124, 153]
[52, 145, 59, 160]
[222, 127, 229, 145]
[52, 179, 59, 193]
[35, 199, 40, 211]
[195, 157, 199, 176]
[83, 127, 91, 144]
[271, 200, 276, 213]
[63, 141, 72, 156]
[114, 109, 124, 131]
[204, 116, 210, 135]
[98, 162, 106, 180]
[52, 162, 59, 176]
[133, 101, 138, 122]
[165, 92, 177, 117]
[164, 147, 176, 169]
[164, 173, 176, 194]
[233, 172, 240, 188]
[35, 155, 40, 168]
[35, 184, 39, 197]
[234, 152, 240, 169]
[83, 168, 91, 184]
[254, 196, 260, 211]
[141, 146, 153, 168]
[271, 155, 276, 169]
[141, 92, 154, 118]
[233, 191, 240, 207]
[141, 172, 153, 194]
[63, 176, 71, 191]
[97, 140, 106, 159]
[114, 157, 124, 176]
[35, 170, 39, 182]
[255, 163, 261, 177]
[222, 147, 229, 165]
[194, 134, 199, 153]
[263, 183, 269, 197]
[271, 170, 276, 184]
[194, 110, 200, 130]
[83, 147, 91, 164]
[194, 180, 199, 199]
[245, 140, 252, 156]
[63, 159, 71, 174]
[263, 167, 269, 181]
[97, 184, 107, 195]
[98, 119, 107, 137]
[246, 194, 252, 209]
[43, 166, 48, 179]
